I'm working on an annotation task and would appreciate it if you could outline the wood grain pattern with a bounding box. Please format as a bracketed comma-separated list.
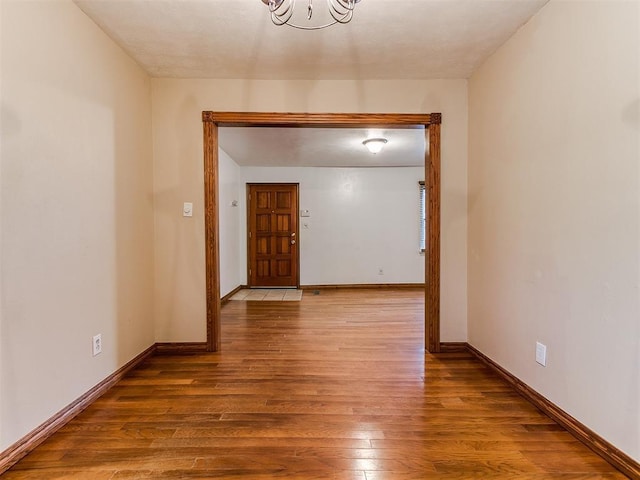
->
[0, 345, 156, 474]
[3, 290, 629, 479]
[439, 342, 469, 353]
[203, 111, 443, 353]
[466, 343, 640, 480]
[426, 119, 441, 353]
[202, 111, 434, 127]
[203, 120, 221, 352]
[155, 343, 209, 355]
[429, 112, 442, 124]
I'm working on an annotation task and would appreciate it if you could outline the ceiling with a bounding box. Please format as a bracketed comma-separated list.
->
[74, 0, 548, 167]
[219, 127, 426, 167]
[74, 0, 548, 80]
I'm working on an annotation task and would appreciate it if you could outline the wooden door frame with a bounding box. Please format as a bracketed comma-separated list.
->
[246, 182, 301, 288]
[202, 111, 442, 353]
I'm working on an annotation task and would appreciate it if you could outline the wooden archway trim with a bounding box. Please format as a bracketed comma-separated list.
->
[202, 112, 442, 353]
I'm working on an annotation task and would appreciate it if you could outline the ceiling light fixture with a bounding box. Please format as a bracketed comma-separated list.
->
[363, 138, 388, 154]
[261, 0, 362, 30]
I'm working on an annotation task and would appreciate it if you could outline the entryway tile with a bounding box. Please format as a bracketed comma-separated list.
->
[230, 289, 303, 302]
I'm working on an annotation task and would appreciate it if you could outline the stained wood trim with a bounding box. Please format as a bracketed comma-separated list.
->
[221, 285, 246, 305]
[438, 342, 469, 353]
[202, 111, 434, 127]
[203, 121, 221, 352]
[0, 344, 156, 475]
[203, 111, 442, 353]
[429, 112, 442, 125]
[426, 121, 441, 353]
[466, 343, 640, 479]
[301, 283, 425, 290]
[154, 342, 209, 355]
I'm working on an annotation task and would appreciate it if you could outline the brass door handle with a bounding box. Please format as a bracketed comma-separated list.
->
[291, 239, 296, 245]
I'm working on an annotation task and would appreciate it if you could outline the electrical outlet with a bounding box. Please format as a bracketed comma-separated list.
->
[92, 334, 102, 356]
[378, 267, 384, 275]
[535, 341, 547, 366]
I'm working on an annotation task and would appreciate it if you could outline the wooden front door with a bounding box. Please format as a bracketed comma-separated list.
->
[247, 184, 299, 287]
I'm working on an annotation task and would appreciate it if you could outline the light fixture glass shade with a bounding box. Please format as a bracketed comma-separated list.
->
[363, 138, 388, 154]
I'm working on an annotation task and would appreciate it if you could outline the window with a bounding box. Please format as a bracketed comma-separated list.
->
[419, 181, 426, 252]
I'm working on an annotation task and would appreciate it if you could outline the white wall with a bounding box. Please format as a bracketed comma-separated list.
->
[1, 0, 155, 450]
[152, 78, 468, 342]
[238, 166, 424, 285]
[219, 149, 242, 297]
[468, 0, 639, 460]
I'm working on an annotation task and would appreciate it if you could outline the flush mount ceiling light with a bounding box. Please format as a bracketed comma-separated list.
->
[261, 0, 362, 30]
[363, 138, 388, 154]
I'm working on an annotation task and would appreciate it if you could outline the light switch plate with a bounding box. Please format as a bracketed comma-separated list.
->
[300, 209, 310, 217]
[183, 202, 193, 217]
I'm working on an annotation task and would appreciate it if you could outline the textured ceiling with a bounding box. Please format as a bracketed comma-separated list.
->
[74, 0, 549, 80]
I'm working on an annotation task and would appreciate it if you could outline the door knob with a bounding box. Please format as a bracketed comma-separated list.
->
[291, 232, 296, 237]
[291, 239, 296, 245]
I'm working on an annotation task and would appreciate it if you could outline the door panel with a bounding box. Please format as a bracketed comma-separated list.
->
[248, 184, 299, 287]
[256, 237, 270, 255]
[256, 192, 271, 209]
[256, 214, 271, 232]
[276, 214, 291, 232]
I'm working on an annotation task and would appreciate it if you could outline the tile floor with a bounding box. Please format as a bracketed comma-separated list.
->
[229, 288, 303, 302]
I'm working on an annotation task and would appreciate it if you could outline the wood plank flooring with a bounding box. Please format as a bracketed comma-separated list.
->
[5, 289, 628, 479]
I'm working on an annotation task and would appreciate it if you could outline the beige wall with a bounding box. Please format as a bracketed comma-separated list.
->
[151, 78, 468, 343]
[468, 0, 639, 460]
[0, 0, 155, 449]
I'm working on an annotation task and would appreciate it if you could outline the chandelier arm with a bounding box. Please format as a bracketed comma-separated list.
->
[328, 9, 353, 24]
[285, 19, 339, 30]
[330, 0, 357, 11]
[261, 0, 360, 29]
[270, 0, 295, 25]
[327, 0, 355, 23]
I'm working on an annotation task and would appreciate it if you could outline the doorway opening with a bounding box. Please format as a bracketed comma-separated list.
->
[202, 112, 442, 353]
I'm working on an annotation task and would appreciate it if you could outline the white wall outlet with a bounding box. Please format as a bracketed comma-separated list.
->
[183, 202, 193, 217]
[535, 341, 547, 366]
[378, 267, 384, 275]
[92, 334, 102, 356]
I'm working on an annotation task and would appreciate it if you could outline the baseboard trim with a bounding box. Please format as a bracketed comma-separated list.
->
[301, 283, 425, 290]
[438, 342, 469, 352]
[465, 343, 640, 479]
[154, 342, 209, 355]
[0, 344, 156, 475]
[221, 285, 246, 305]
[5, 340, 636, 479]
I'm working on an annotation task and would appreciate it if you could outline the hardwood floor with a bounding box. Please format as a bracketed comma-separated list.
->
[5, 289, 627, 479]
